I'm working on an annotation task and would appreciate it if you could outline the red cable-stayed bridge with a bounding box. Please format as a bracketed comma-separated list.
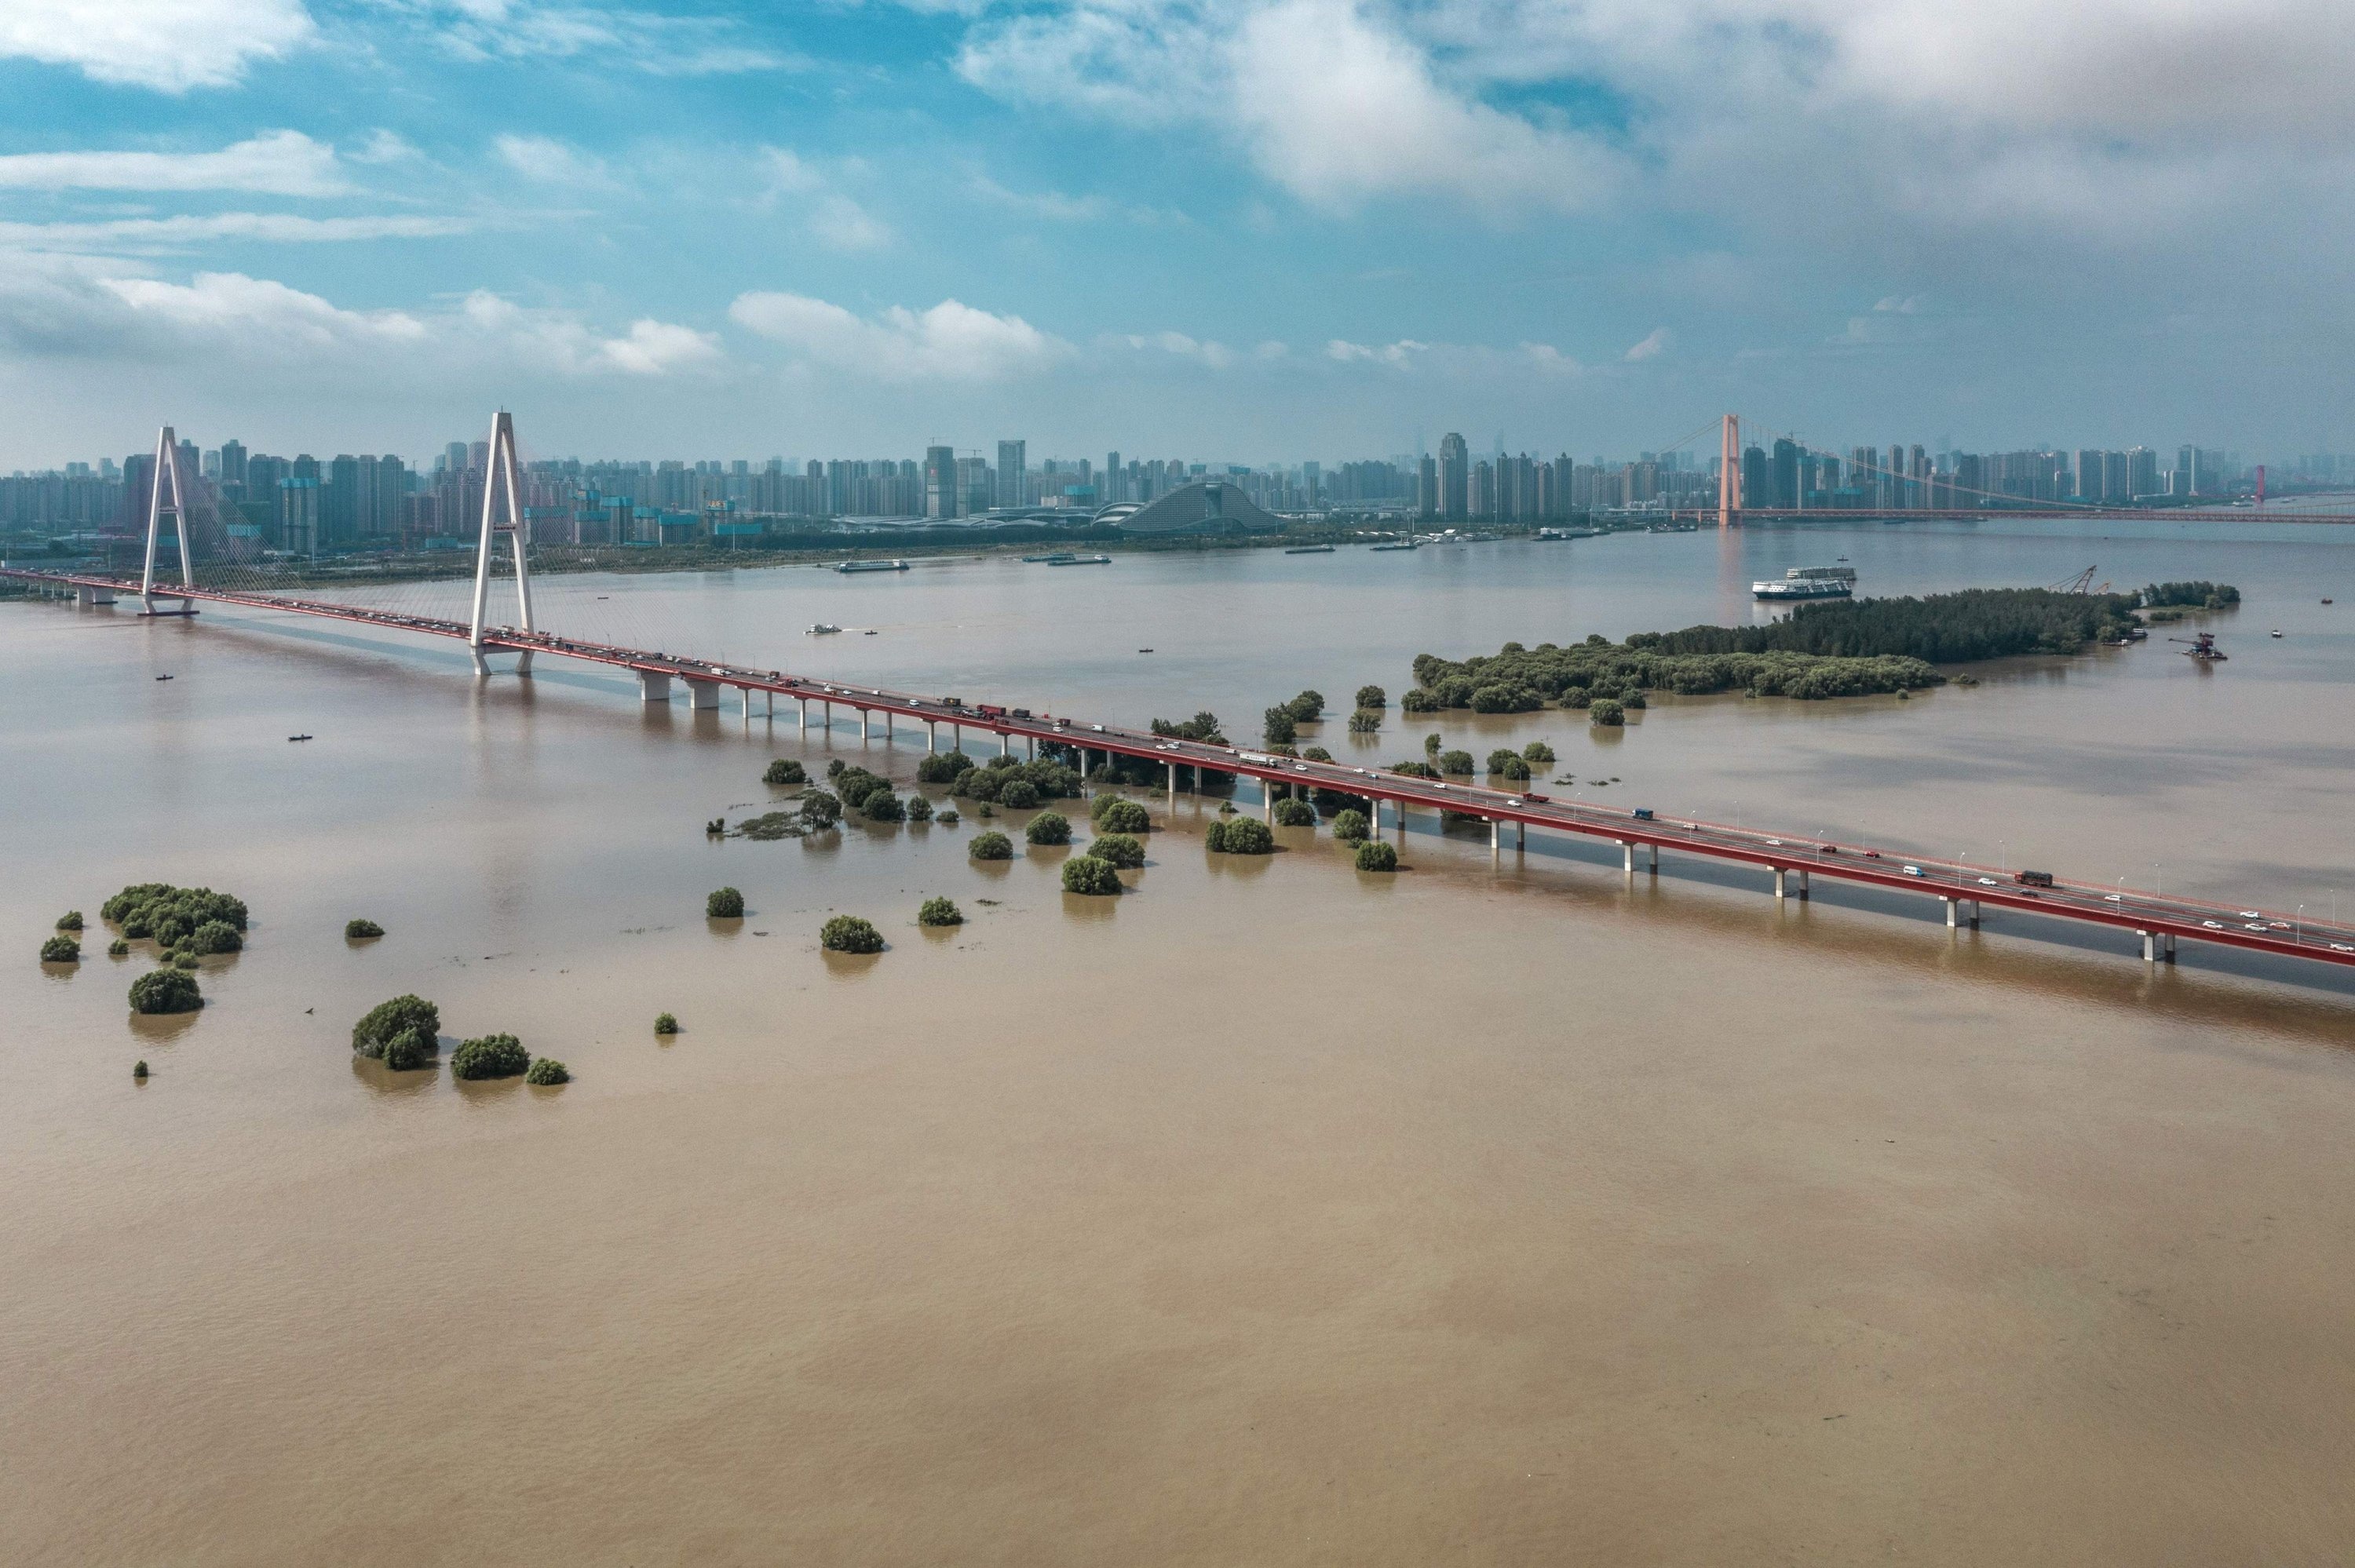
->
[8, 414, 2353, 977]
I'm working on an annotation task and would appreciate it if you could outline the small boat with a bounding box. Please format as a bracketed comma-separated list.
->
[863, 629, 878, 636]
[287, 733, 313, 742]
[1046, 554, 1111, 566]
[2324, 598, 2335, 605]
[807, 623, 842, 635]
[2271, 629, 2284, 638]
[834, 559, 910, 574]
[1284, 545, 1335, 555]
[1137, 648, 1154, 654]
[155, 674, 173, 681]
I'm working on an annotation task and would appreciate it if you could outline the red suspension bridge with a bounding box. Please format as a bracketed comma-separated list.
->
[8, 415, 2353, 976]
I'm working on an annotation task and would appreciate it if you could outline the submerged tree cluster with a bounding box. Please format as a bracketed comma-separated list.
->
[1395, 585, 2238, 713]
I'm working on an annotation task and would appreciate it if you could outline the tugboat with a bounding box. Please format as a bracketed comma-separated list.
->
[806, 623, 842, 635]
[2171, 632, 2228, 662]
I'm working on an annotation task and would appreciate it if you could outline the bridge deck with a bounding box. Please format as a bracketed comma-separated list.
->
[10, 564, 2352, 973]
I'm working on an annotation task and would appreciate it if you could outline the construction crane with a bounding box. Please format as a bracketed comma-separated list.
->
[2046, 567, 2112, 595]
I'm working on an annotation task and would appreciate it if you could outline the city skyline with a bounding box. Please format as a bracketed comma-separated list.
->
[5, 3, 2355, 465]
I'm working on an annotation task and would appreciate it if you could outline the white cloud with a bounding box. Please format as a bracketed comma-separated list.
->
[0, 214, 471, 250]
[100, 272, 429, 350]
[461, 292, 723, 374]
[962, 0, 1617, 215]
[1623, 327, 1670, 361]
[1226, 0, 1614, 213]
[1118, 330, 1236, 367]
[811, 195, 892, 253]
[406, 1, 794, 75]
[728, 292, 1072, 381]
[969, 174, 1189, 227]
[351, 129, 423, 166]
[0, 0, 314, 91]
[0, 255, 719, 378]
[0, 130, 346, 195]
[494, 133, 611, 187]
[761, 148, 826, 195]
[1327, 337, 1426, 366]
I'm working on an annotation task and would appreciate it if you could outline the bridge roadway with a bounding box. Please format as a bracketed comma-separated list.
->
[1673, 506, 2355, 526]
[10, 564, 2355, 974]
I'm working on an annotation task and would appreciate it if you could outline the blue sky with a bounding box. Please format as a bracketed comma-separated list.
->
[2, 0, 2351, 467]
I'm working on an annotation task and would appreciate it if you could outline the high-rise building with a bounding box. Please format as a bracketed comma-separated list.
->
[1417, 455, 1438, 520]
[279, 476, 319, 555]
[1770, 438, 1799, 509]
[1740, 445, 1769, 512]
[1438, 432, 1468, 521]
[995, 439, 1025, 509]
[326, 454, 361, 543]
[217, 439, 247, 497]
[926, 445, 958, 519]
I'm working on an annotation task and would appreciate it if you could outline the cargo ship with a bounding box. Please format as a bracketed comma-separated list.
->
[834, 559, 909, 574]
[1046, 553, 1111, 566]
[1752, 566, 1856, 600]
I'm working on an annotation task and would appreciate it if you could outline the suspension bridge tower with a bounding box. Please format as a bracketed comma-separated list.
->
[139, 425, 199, 615]
[468, 409, 539, 676]
[1716, 414, 1741, 529]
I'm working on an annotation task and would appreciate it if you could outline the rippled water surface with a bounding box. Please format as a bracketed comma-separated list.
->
[5, 519, 2354, 1564]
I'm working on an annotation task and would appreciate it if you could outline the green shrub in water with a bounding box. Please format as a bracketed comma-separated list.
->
[353, 994, 439, 1058]
[451, 1033, 530, 1080]
[820, 916, 884, 954]
[1061, 855, 1123, 895]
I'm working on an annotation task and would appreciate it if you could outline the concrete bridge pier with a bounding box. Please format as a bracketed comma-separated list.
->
[1489, 818, 1501, 862]
[2164, 932, 2177, 962]
[1167, 761, 1177, 809]
[926, 721, 937, 753]
[999, 730, 1010, 757]
[822, 700, 832, 737]
[1795, 868, 1810, 900]
[1944, 896, 1958, 928]
[2141, 929, 2156, 963]
[798, 697, 807, 735]
[1516, 821, 1526, 852]
[77, 584, 114, 607]
[682, 676, 720, 711]
[739, 687, 757, 720]
[1773, 866, 1788, 900]
[637, 670, 672, 704]
[1028, 735, 1036, 762]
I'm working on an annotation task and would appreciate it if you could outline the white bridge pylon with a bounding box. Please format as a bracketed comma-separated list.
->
[140, 425, 197, 616]
[468, 408, 538, 676]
